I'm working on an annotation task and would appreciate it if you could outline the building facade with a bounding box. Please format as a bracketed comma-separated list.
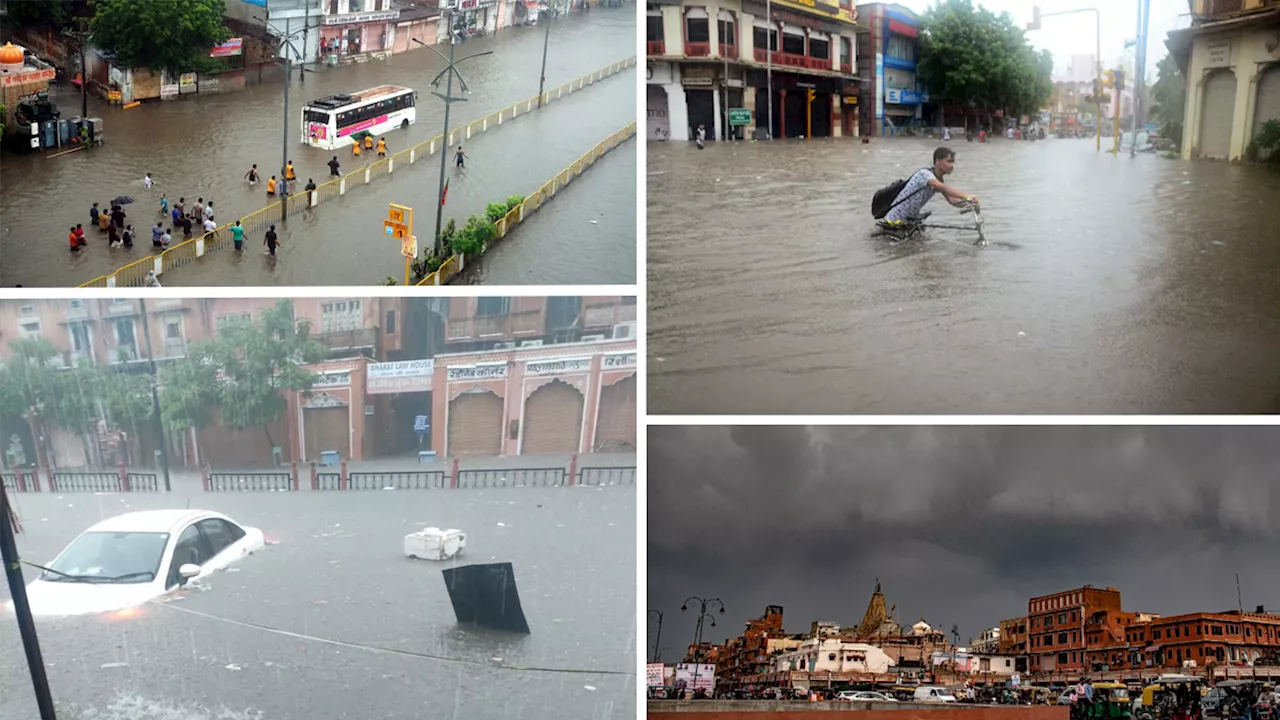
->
[646, 0, 861, 141]
[1118, 610, 1280, 672]
[854, 2, 921, 136]
[772, 638, 896, 674]
[971, 627, 1001, 654]
[1166, 0, 1280, 161]
[1028, 585, 1134, 676]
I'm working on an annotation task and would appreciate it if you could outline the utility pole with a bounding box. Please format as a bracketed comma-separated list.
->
[1130, 0, 1151, 158]
[1, 481, 58, 720]
[64, 18, 90, 122]
[765, 0, 773, 140]
[650, 609, 664, 663]
[137, 299, 171, 492]
[537, 0, 552, 107]
[301, 0, 310, 83]
[413, 19, 493, 257]
[281, 15, 292, 223]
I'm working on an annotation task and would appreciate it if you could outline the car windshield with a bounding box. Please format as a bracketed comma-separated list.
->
[42, 531, 169, 583]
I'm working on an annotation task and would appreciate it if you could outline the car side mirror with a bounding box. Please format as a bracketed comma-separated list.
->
[179, 563, 201, 580]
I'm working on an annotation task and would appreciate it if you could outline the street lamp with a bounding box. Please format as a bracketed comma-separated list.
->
[255, 15, 315, 223]
[412, 20, 493, 258]
[1026, 5, 1101, 153]
[537, 0, 556, 107]
[683, 596, 725, 696]
[650, 609, 665, 663]
[1, 481, 57, 720]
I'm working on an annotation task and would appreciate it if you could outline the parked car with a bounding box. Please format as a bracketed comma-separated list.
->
[837, 691, 898, 702]
[14, 509, 265, 616]
[914, 686, 958, 703]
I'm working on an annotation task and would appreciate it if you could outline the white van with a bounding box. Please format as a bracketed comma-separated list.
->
[913, 686, 958, 703]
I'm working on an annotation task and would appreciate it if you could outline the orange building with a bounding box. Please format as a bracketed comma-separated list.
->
[1028, 586, 1131, 676]
[1122, 610, 1280, 672]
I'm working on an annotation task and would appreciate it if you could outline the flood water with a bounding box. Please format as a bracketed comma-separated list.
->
[648, 137, 1280, 414]
[0, 483, 635, 720]
[0, 8, 636, 287]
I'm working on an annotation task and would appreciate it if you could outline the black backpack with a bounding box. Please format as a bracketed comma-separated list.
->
[871, 167, 930, 219]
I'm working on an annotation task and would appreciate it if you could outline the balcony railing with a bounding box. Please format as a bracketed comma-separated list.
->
[1202, 0, 1243, 15]
[475, 314, 507, 337]
[752, 49, 810, 68]
[805, 56, 830, 70]
[841, 62, 852, 74]
[447, 310, 546, 341]
[583, 303, 635, 329]
[647, 40, 665, 55]
[685, 41, 710, 57]
[314, 327, 378, 353]
[722, 43, 738, 59]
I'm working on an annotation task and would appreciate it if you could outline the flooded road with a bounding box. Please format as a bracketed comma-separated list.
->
[458, 139, 636, 285]
[648, 137, 1280, 414]
[0, 7, 635, 287]
[0, 481, 635, 719]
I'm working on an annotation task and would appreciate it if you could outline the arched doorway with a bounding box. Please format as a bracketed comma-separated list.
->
[447, 389, 503, 456]
[1199, 69, 1237, 160]
[521, 379, 584, 455]
[1253, 63, 1280, 160]
[648, 85, 671, 140]
[593, 375, 636, 452]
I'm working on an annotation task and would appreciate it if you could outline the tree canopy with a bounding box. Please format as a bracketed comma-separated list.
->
[0, 338, 151, 434]
[2, 0, 82, 31]
[917, 0, 1054, 121]
[88, 0, 229, 74]
[161, 300, 325, 449]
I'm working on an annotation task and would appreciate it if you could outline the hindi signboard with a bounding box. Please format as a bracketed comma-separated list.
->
[602, 352, 636, 369]
[674, 663, 715, 692]
[525, 357, 592, 376]
[646, 663, 665, 687]
[211, 38, 244, 57]
[447, 363, 508, 381]
[367, 359, 434, 394]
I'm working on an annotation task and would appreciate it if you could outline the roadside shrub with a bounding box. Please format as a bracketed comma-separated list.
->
[505, 194, 524, 212]
[1246, 119, 1280, 165]
[485, 201, 509, 223]
[452, 214, 496, 256]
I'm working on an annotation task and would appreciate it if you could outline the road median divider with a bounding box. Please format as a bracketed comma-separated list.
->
[79, 55, 637, 288]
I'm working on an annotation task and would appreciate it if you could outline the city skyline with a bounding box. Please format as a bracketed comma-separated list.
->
[648, 426, 1280, 662]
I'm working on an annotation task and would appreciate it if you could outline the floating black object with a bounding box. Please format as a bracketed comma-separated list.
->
[441, 562, 530, 634]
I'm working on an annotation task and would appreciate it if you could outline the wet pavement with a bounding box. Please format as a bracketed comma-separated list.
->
[0, 481, 635, 720]
[0, 7, 635, 287]
[457, 138, 636, 285]
[648, 137, 1280, 414]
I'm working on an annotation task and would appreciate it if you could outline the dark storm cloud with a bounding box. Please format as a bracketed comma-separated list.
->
[647, 427, 1280, 662]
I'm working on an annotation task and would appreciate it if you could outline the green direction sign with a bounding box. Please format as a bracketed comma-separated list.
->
[729, 108, 752, 126]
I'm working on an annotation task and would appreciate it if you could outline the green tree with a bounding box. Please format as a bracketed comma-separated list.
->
[1149, 54, 1186, 148]
[918, 0, 1052, 129]
[165, 300, 325, 450]
[2, 0, 80, 30]
[88, 0, 229, 74]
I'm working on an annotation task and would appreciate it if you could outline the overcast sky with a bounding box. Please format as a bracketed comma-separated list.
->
[894, 0, 1191, 81]
[648, 427, 1280, 662]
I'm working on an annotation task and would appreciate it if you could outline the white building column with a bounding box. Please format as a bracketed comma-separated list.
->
[662, 6, 682, 54]
[666, 83, 690, 141]
[712, 82, 723, 140]
[707, 2, 720, 57]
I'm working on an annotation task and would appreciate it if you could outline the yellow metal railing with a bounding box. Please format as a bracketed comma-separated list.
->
[415, 120, 637, 286]
[79, 56, 637, 288]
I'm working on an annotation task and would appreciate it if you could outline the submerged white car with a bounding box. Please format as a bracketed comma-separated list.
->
[18, 509, 265, 616]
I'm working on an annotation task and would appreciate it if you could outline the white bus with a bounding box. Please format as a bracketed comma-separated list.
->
[301, 85, 417, 150]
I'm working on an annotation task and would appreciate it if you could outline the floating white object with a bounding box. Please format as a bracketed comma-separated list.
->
[404, 527, 466, 560]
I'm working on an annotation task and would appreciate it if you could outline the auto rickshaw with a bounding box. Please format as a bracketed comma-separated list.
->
[1137, 677, 1205, 720]
[1085, 683, 1133, 719]
[1210, 679, 1263, 719]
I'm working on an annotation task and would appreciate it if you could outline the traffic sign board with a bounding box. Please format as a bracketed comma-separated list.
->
[729, 108, 752, 126]
[384, 220, 408, 239]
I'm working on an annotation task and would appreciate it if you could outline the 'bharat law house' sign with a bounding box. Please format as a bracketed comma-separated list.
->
[366, 359, 435, 394]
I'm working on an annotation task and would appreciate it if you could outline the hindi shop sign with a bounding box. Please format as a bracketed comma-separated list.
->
[646, 663, 665, 687]
[447, 363, 508, 381]
[314, 370, 351, 388]
[367, 359, 435, 395]
[525, 357, 592, 376]
[323, 9, 400, 25]
[210, 38, 243, 58]
[458, 0, 500, 9]
[602, 352, 636, 369]
[674, 663, 715, 692]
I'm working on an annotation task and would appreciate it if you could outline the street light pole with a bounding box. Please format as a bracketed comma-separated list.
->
[281, 16, 292, 223]
[766, 0, 773, 140]
[650, 609, 664, 663]
[413, 24, 493, 257]
[1, 482, 58, 720]
[537, 0, 553, 107]
[1130, 0, 1151, 158]
[682, 596, 725, 696]
[137, 299, 171, 492]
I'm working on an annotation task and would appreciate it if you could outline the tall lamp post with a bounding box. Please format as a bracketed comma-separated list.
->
[137, 298, 171, 492]
[412, 20, 493, 258]
[649, 609, 664, 663]
[1129, 0, 1151, 158]
[682, 596, 724, 696]
[255, 16, 313, 223]
[1, 482, 57, 720]
[1027, 5, 1101, 153]
[537, 0, 555, 107]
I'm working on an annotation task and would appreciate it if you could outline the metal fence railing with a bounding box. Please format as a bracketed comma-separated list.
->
[50, 472, 125, 493]
[345, 471, 446, 491]
[416, 120, 637, 285]
[79, 56, 637, 288]
[316, 472, 342, 491]
[456, 467, 568, 489]
[207, 472, 294, 492]
[126, 472, 160, 492]
[578, 466, 637, 486]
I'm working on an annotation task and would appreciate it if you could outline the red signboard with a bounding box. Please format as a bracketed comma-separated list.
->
[1, 68, 56, 87]
[210, 38, 243, 58]
[888, 19, 917, 37]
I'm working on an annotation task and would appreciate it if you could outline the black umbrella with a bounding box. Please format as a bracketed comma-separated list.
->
[112, 196, 134, 206]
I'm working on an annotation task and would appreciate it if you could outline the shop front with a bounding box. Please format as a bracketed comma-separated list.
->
[647, 61, 686, 141]
[290, 358, 373, 463]
[365, 359, 434, 456]
[319, 9, 399, 59]
[457, 0, 501, 35]
[746, 69, 843, 138]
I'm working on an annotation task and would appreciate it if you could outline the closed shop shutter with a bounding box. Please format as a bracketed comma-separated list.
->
[522, 379, 584, 455]
[1254, 65, 1280, 159]
[648, 85, 671, 141]
[448, 390, 503, 456]
[1199, 70, 1237, 160]
[593, 375, 636, 452]
[305, 405, 350, 460]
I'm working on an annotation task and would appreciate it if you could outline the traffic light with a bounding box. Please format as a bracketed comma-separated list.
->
[807, 88, 816, 104]
[1103, 70, 1115, 89]
[1092, 79, 1102, 97]
[1114, 70, 1125, 92]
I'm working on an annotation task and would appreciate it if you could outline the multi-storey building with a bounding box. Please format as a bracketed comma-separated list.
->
[646, 0, 862, 141]
[999, 616, 1029, 672]
[1120, 610, 1280, 673]
[0, 297, 635, 469]
[971, 627, 1001, 654]
[1165, 0, 1280, 161]
[854, 3, 922, 136]
[1027, 586, 1136, 676]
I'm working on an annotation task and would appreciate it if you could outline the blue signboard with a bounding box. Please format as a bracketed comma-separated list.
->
[885, 89, 923, 105]
[414, 415, 430, 433]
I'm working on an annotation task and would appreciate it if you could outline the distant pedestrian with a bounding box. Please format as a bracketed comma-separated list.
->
[202, 217, 217, 235]
[181, 215, 193, 238]
[264, 224, 279, 256]
[376, 137, 387, 156]
[156, 227, 172, 248]
[204, 201, 214, 223]
[454, 145, 467, 168]
[267, 176, 278, 196]
[152, 223, 164, 246]
[695, 125, 706, 149]
[145, 270, 162, 287]
[108, 222, 120, 247]
[285, 160, 297, 193]
[68, 226, 81, 252]
[111, 204, 126, 229]
[89, 201, 100, 226]
[304, 178, 316, 204]
[229, 220, 246, 251]
[328, 156, 341, 177]
[158, 192, 168, 216]
[352, 140, 361, 158]
[364, 134, 374, 151]
[122, 224, 134, 248]
[74, 224, 85, 245]
[192, 198, 204, 221]
[143, 172, 153, 190]
[172, 206, 183, 226]
[245, 164, 260, 185]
